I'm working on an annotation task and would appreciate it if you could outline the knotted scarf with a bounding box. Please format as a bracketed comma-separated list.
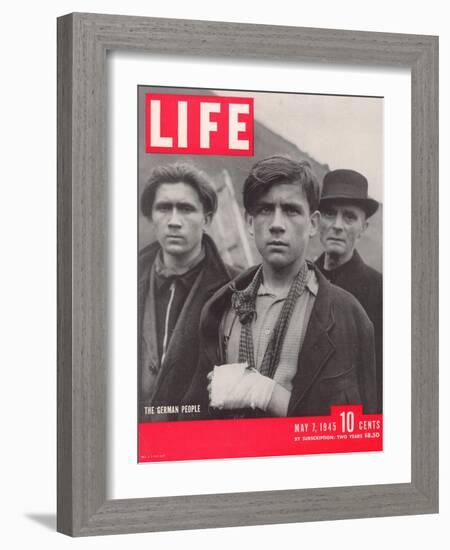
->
[230, 263, 309, 379]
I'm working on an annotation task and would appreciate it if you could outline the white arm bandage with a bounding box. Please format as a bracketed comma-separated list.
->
[209, 363, 276, 411]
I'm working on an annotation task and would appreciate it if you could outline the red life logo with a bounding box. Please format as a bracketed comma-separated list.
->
[145, 93, 254, 156]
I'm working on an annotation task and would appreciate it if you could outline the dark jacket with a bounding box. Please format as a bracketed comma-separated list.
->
[315, 251, 382, 411]
[182, 263, 378, 418]
[138, 234, 238, 421]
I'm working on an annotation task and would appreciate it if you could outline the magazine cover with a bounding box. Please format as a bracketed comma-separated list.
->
[137, 86, 383, 463]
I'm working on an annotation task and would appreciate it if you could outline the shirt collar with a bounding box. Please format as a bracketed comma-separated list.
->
[154, 247, 205, 290]
[255, 265, 318, 299]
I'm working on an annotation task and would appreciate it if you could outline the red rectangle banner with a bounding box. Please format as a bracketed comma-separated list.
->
[138, 406, 383, 462]
[145, 93, 254, 156]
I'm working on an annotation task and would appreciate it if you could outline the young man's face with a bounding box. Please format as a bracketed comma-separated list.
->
[151, 182, 211, 263]
[246, 182, 319, 272]
[318, 202, 368, 263]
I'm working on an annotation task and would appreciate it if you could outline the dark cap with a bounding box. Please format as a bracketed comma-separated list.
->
[320, 169, 379, 218]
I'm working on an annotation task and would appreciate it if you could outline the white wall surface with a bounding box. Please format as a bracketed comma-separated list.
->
[0, 1, 446, 548]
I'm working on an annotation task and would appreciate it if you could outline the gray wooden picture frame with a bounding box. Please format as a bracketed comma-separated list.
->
[57, 12, 438, 537]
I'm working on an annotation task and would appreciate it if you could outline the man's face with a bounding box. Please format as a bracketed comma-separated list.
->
[318, 202, 368, 262]
[151, 182, 211, 261]
[246, 182, 319, 272]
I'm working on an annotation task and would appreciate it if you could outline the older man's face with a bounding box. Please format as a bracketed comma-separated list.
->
[319, 202, 367, 263]
[151, 182, 210, 263]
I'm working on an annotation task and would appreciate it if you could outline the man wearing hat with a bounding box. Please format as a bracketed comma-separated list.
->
[315, 169, 382, 412]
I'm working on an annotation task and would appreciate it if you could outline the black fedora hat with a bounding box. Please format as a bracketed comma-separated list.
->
[320, 169, 379, 218]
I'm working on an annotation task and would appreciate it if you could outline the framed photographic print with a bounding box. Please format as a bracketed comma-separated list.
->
[57, 13, 438, 536]
[136, 85, 383, 463]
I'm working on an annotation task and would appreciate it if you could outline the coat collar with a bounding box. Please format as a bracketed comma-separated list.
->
[288, 266, 336, 413]
[139, 233, 231, 292]
[201, 260, 336, 323]
[199, 264, 258, 368]
[316, 249, 365, 279]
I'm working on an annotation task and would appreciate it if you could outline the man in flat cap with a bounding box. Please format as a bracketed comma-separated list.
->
[315, 169, 382, 412]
